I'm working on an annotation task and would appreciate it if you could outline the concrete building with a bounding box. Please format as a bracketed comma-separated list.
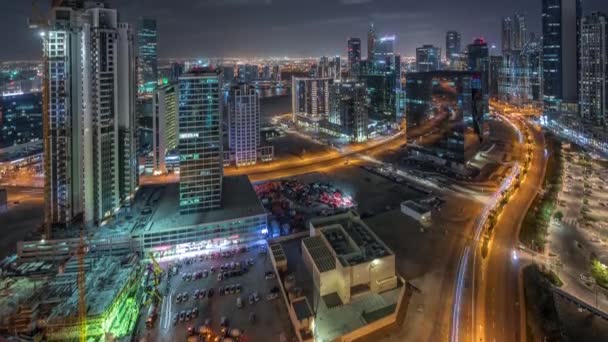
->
[502, 17, 513, 55]
[579, 12, 608, 127]
[43, 1, 137, 230]
[152, 83, 178, 174]
[291, 77, 332, 122]
[303, 211, 397, 305]
[137, 17, 158, 95]
[400, 200, 431, 223]
[132, 177, 267, 254]
[228, 84, 260, 166]
[416, 44, 441, 72]
[542, 0, 582, 113]
[178, 68, 223, 214]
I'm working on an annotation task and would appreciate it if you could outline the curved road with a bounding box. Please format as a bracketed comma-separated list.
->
[450, 114, 548, 342]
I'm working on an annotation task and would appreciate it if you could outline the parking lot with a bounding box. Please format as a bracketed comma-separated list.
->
[144, 245, 294, 342]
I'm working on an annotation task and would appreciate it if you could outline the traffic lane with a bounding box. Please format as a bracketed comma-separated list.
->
[482, 121, 546, 342]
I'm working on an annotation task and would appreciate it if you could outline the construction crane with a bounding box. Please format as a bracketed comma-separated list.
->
[77, 230, 87, 342]
[145, 252, 163, 305]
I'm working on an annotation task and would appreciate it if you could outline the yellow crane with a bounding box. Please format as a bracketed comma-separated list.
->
[146, 252, 163, 305]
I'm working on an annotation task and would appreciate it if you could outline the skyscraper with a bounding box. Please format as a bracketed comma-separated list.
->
[416, 45, 441, 72]
[513, 13, 527, 50]
[579, 12, 608, 126]
[329, 81, 368, 142]
[367, 22, 377, 62]
[178, 69, 223, 214]
[228, 84, 260, 167]
[542, 0, 582, 113]
[374, 36, 396, 71]
[137, 17, 158, 95]
[446, 31, 462, 63]
[347, 38, 362, 77]
[502, 17, 513, 54]
[43, 1, 137, 230]
[291, 77, 333, 121]
[467, 38, 490, 93]
[330, 56, 341, 81]
[152, 83, 178, 174]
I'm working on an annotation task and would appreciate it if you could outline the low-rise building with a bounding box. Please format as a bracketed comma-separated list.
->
[400, 200, 432, 223]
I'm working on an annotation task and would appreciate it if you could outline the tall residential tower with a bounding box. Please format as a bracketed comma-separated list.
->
[43, 1, 137, 231]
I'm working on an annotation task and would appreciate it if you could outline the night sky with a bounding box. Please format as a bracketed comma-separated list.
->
[1, 0, 608, 60]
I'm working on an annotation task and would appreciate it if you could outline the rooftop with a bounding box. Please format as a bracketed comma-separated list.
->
[310, 212, 393, 267]
[137, 176, 266, 233]
[302, 236, 336, 273]
[401, 200, 431, 215]
[292, 297, 314, 321]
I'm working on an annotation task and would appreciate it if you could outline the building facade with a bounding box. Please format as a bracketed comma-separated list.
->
[579, 12, 608, 127]
[373, 36, 396, 72]
[542, 0, 582, 113]
[43, 1, 137, 230]
[178, 69, 223, 214]
[347, 38, 362, 77]
[228, 84, 260, 167]
[328, 81, 368, 142]
[405, 71, 485, 171]
[152, 83, 178, 174]
[367, 23, 376, 62]
[446, 31, 461, 65]
[137, 17, 158, 95]
[416, 45, 441, 72]
[291, 77, 332, 121]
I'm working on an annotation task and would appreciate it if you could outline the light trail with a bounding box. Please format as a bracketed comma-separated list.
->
[450, 113, 523, 342]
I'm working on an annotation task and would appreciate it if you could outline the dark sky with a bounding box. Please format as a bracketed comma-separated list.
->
[1, 0, 608, 60]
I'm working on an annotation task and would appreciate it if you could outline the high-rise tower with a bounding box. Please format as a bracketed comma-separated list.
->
[579, 12, 608, 126]
[137, 17, 158, 95]
[177, 68, 223, 214]
[228, 84, 260, 167]
[42, 1, 137, 231]
[542, 0, 582, 113]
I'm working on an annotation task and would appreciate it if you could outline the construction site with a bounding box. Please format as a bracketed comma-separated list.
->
[0, 254, 144, 341]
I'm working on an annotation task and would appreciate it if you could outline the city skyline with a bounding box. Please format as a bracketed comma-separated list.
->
[2, 0, 608, 61]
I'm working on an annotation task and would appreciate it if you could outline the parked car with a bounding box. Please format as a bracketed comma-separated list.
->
[265, 271, 276, 280]
[267, 293, 279, 301]
[236, 296, 243, 308]
[208, 288, 215, 297]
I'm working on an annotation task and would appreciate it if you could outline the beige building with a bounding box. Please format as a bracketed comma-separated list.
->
[302, 211, 397, 305]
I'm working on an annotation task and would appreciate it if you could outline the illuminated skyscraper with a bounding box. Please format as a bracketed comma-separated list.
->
[367, 22, 377, 62]
[467, 38, 490, 94]
[152, 83, 178, 174]
[291, 77, 332, 121]
[542, 0, 582, 113]
[579, 12, 608, 126]
[43, 1, 137, 230]
[513, 13, 527, 50]
[502, 17, 513, 54]
[446, 31, 461, 63]
[137, 17, 158, 95]
[347, 38, 362, 77]
[178, 69, 223, 214]
[329, 81, 368, 142]
[374, 36, 396, 71]
[228, 84, 260, 167]
[416, 45, 441, 72]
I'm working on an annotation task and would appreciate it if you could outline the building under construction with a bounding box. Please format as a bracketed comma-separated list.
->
[0, 254, 143, 341]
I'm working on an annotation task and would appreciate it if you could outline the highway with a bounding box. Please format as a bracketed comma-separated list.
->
[450, 112, 548, 342]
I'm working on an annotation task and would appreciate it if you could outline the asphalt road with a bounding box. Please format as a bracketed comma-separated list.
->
[477, 117, 547, 342]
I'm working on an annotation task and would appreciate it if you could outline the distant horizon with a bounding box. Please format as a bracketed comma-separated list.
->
[1, 0, 607, 61]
